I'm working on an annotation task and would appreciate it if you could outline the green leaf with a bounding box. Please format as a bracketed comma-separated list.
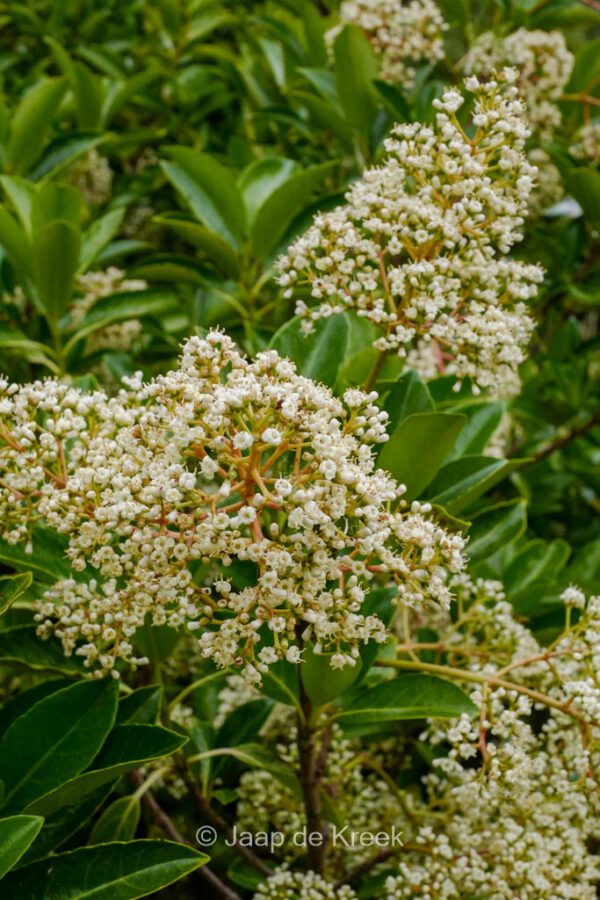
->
[100, 70, 162, 127]
[28, 133, 102, 182]
[333, 25, 378, 137]
[117, 686, 162, 725]
[27, 725, 186, 817]
[1, 840, 208, 899]
[249, 161, 334, 258]
[71, 62, 105, 129]
[336, 346, 403, 390]
[20, 787, 111, 865]
[0, 175, 36, 233]
[0, 678, 118, 814]
[161, 147, 245, 247]
[0, 626, 84, 674]
[0, 680, 72, 736]
[79, 208, 126, 273]
[291, 91, 355, 150]
[260, 660, 301, 709]
[335, 674, 476, 724]
[427, 456, 521, 515]
[127, 255, 208, 285]
[383, 370, 433, 436]
[0, 815, 44, 878]
[0, 206, 31, 277]
[566, 539, 600, 595]
[237, 156, 297, 223]
[565, 168, 600, 224]
[66, 289, 179, 351]
[299, 0, 329, 67]
[6, 78, 67, 174]
[88, 796, 140, 845]
[505, 539, 570, 598]
[377, 412, 466, 500]
[32, 220, 80, 325]
[0, 571, 32, 615]
[467, 499, 528, 564]
[301, 647, 362, 706]
[192, 743, 301, 796]
[0, 526, 70, 581]
[270, 314, 350, 388]
[31, 181, 81, 231]
[0, 327, 59, 372]
[153, 213, 240, 275]
[446, 401, 504, 459]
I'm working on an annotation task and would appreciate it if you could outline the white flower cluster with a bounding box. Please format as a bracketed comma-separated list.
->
[0, 331, 464, 678]
[571, 121, 600, 165]
[71, 267, 147, 353]
[385, 578, 600, 898]
[526, 148, 564, 217]
[462, 29, 574, 138]
[67, 149, 113, 206]
[237, 718, 406, 872]
[278, 72, 542, 396]
[214, 673, 260, 727]
[253, 869, 357, 900]
[340, 0, 447, 87]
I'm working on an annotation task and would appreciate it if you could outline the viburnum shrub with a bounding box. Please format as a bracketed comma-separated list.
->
[0, 2, 597, 900]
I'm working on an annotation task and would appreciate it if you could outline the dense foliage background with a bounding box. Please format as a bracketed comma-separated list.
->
[0, 0, 598, 898]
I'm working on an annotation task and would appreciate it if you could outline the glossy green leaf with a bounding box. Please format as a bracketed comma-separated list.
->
[566, 168, 600, 224]
[28, 132, 102, 182]
[427, 456, 521, 515]
[191, 743, 300, 796]
[1, 840, 208, 898]
[79, 208, 126, 273]
[72, 62, 104, 129]
[6, 78, 67, 174]
[0, 206, 31, 277]
[335, 674, 476, 723]
[31, 181, 81, 231]
[0, 175, 36, 233]
[130, 257, 209, 287]
[384, 370, 433, 436]
[333, 25, 378, 136]
[154, 213, 240, 275]
[20, 787, 111, 865]
[117, 686, 162, 725]
[260, 660, 301, 709]
[270, 313, 350, 387]
[505, 539, 570, 596]
[0, 680, 72, 736]
[0, 626, 84, 674]
[161, 147, 245, 247]
[467, 499, 528, 564]
[0, 814, 44, 878]
[32, 220, 80, 325]
[67, 289, 179, 350]
[237, 156, 297, 223]
[249, 161, 334, 258]
[0, 526, 70, 581]
[88, 796, 140, 845]
[377, 412, 466, 499]
[566, 539, 600, 594]
[100, 69, 162, 126]
[301, 647, 362, 706]
[447, 401, 504, 459]
[0, 678, 119, 814]
[27, 724, 186, 816]
[0, 571, 32, 615]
